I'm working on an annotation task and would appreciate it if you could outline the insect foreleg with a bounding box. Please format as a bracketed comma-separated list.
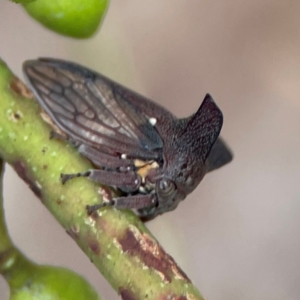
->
[61, 169, 141, 192]
[86, 194, 157, 215]
[61, 171, 91, 184]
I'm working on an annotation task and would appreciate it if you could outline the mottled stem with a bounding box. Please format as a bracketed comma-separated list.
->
[0, 158, 34, 289]
[0, 59, 204, 300]
[0, 159, 15, 276]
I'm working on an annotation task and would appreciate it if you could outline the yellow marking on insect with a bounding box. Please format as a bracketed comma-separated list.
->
[134, 159, 159, 182]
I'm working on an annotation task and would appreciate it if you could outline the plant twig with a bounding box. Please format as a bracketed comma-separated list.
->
[0, 158, 16, 277]
[0, 58, 204, 300]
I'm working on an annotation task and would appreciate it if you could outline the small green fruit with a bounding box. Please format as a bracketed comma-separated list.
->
[4, 251, 101, 300]
[22, 0, 109, 38]
[9, 264, 101, 300]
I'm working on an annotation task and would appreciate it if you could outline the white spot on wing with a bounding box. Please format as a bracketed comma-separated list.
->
[149, 118, 157, 126]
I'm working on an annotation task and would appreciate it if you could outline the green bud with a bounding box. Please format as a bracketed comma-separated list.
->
[22, 0, 109, 38]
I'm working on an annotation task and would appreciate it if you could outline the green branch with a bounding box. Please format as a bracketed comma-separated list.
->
[0, 158, 102, 299]
[0, 58, 204, 300]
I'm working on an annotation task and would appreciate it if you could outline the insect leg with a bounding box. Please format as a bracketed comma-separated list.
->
[61, 169, 141, 192]
[86, 194, 157, 215]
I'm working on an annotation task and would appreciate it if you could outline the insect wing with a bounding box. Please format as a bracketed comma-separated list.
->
[23, 59, 164, 160]
[206, 137, 233, 172]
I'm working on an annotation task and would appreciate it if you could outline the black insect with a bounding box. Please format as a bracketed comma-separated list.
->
[23, 58, 232, 220]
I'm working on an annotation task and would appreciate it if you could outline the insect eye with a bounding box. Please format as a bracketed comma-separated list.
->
[157, 178, 176, 198]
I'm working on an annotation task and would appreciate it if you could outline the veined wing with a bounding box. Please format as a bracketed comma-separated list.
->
[23, 58, 164, 160]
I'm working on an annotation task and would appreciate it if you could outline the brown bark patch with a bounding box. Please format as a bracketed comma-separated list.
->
[119, 287, 137, 300]
[13, 161, 42, 198]
[66, 225, 80, 240]
[42, 147, 48, 154]
[10, 76, 33, 99]
[13, 113, 21, 120]
[118, 226, 190, 283]
[89, 210, 99, 221]
[87, 236, 101, 255]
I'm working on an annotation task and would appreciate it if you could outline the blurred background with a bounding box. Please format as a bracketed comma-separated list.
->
[1, 1, 300, 299]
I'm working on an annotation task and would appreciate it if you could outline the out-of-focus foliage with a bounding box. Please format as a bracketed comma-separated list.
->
[22, 0, 109, 38]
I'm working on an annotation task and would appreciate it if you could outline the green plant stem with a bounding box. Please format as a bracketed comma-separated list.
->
[0, 156, 33, 283]
[0, 58, 204, 300]
[0, 158, 33, 288]
[0, 161, 11, 252]
[0, 158, 18, 278]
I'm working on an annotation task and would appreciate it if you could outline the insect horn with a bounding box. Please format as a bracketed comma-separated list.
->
[179, 94, 223, 163]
